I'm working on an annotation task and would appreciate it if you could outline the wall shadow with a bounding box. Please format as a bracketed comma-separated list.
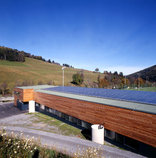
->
[0, 102, 27, 119]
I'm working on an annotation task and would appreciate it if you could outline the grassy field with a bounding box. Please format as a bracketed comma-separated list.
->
[128, 87, 156, 92]
[0, 58, 103, 92]
[31, 112, 85, 139]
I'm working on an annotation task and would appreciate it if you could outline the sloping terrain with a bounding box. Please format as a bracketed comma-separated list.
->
[127, 65, 156, 82]
[0, 57, 102, 92]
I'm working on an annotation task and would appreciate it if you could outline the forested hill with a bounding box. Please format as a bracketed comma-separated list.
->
[0, 46, 46, 62]
[127, 65, 156, 82]
[0, 46, 71, 67]
[0, 46, 25, 62]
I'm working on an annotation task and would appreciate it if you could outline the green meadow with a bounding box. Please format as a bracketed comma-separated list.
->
[0, 57, 103, 92]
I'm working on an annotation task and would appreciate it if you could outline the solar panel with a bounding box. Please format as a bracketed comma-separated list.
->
[43, 86, 156, 105]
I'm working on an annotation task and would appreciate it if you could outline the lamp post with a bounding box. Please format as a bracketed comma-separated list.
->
[125, 76, 126, 88]
[62, 66, 66, 87]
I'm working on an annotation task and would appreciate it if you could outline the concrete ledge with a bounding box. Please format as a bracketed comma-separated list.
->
[0, 97, 14, 102]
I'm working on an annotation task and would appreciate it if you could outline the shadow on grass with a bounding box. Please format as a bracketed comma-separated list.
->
[35, 108, 84, 131]
[81, 129, 91, 140]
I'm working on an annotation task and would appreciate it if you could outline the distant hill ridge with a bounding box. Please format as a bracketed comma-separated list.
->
[127, 65, 156, 82]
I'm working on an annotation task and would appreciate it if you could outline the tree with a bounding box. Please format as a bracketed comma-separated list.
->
[119, 72, 123, 77]
[95, 68, 99, 72]
[97, 74, 100, 83]
[121, 78, 130, 88]
[103, 71, 108, 74]
[48, 59, 51, 63]
[63, 64, 70, 67]
[98, 78, 109, 88]
[0, 46, 25, 62]
[47, 80, 53, 85]
[38, 81, 44, 85]
[15, 80, 21, 87]
[0, 82, 8, 95]
[72, 72, 84, 85]
[113, 71, 118, 75]
[134, 77, 145, 88]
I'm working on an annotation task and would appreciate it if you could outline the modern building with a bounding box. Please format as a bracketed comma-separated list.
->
[14, 85, 156, 156]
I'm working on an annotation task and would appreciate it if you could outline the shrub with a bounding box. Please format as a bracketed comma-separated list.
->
[72, 73, 84, 85]
[74, 146, 103, 158]
[0, 129, 70, 158]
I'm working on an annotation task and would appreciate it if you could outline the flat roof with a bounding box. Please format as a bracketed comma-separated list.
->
[43, 86, 156, 105]
[17, 85, 156, 114]
[17, 85, 55, 90]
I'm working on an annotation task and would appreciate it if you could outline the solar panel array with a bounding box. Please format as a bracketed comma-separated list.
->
[43, 86, 156, 105]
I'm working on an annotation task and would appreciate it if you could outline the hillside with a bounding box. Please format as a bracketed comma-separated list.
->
[127, 65, 156, 82]
[0, 57, 103, 93]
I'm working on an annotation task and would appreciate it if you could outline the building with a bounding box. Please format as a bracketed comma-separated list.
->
[14, 85, 156, 156]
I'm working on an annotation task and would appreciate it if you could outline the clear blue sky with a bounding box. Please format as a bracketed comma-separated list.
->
[0, 0, 156, 75]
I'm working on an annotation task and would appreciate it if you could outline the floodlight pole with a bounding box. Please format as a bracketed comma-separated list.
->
[62, 67, 66, 87]
[125, 76, 126, 88]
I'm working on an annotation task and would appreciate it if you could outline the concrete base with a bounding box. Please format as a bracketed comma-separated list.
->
[29, 100, 35, 113]
[92, 124, 104, 144]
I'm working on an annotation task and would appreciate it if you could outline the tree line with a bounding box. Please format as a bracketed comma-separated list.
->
[72, 70, 154, 89]
[0, 46, 61, 65]
[97, 74, 148, 89]
[0, 46, 25, 62]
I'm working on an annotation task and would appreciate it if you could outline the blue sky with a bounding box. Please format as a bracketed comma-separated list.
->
[0, 0, 156, 75]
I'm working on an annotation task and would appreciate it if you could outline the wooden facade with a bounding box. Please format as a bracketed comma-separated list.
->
[14, 88, 34, 105]
[14, 88, 156, 148]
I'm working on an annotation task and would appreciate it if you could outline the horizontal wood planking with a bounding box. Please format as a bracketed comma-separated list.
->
[34, 91, 156, 147]
[14, 88, 34, 105]
[23, 89, 34, 102]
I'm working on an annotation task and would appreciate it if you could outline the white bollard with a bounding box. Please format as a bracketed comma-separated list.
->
[29, 100, 35, 113]
[91, 124, 104, 144]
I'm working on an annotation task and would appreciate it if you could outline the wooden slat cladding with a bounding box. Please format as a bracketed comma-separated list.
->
[23, 89, 34, 102]
[14, 88, 34, 105]
[34, 91, 156, 147]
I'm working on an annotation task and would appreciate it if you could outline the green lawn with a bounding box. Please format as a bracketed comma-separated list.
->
[31, 112, 85, 139]
[128, 87, 156, 92]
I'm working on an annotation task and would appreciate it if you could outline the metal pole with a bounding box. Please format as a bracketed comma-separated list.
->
[125, 76, 126, 88]
[62, 67, 66, 87]
[63, 69, 64, 87]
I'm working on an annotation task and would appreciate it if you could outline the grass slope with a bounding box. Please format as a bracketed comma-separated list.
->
[128, 87, 156, 92]
[0, 58, 102, 92]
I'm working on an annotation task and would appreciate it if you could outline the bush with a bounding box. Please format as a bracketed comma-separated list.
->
[0, 129, 70, 158]
[74, 147, 102, 158]
[72, 73, 84, 85]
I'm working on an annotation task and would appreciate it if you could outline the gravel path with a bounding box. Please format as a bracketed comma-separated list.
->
[0, 102, 145, 158]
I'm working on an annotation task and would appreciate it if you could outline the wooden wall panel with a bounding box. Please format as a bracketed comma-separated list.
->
[34, 91, 156, 147]
[14, 88, 34, 105]
[23, 89, 34, 102]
